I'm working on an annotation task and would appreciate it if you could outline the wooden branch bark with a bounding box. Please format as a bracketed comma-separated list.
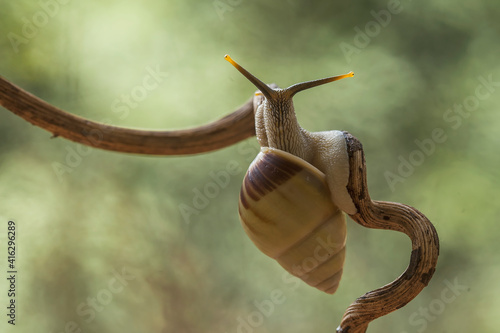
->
[337, 132, 440, 333]
[0, 75, 256, 155]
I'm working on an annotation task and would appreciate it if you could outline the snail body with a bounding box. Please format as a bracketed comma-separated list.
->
[225, 55, 356, 293]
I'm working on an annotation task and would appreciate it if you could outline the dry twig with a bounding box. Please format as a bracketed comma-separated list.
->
[0, 76, 255, 155]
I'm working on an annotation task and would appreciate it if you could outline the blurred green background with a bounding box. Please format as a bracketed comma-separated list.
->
[0, 0, 499, 332]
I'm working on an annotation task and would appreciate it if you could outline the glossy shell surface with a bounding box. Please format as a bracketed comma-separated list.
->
[239, 147, 347, 294]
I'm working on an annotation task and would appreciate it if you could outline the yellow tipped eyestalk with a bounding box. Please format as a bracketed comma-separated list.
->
[225, 54, 277, 100]
[224, 54, 237, 68]
[343, 71, 355, 79]
[225, 54, 354, 100]
[286, 71, 354, 97]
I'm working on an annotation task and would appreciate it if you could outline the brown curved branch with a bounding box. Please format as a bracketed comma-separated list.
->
[337, 132, 440, 333]
[0, 75, 255, 155]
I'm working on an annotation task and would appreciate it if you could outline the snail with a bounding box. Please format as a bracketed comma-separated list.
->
[224, 55, 355, 294]
[0, 56, 440, 333]
[225, 55, 439, 332]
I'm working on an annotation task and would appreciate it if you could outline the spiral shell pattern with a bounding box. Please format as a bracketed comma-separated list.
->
[239, 147, 347, 294]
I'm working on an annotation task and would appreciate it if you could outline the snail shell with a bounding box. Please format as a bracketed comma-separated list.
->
[238, 147, 346, 294]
